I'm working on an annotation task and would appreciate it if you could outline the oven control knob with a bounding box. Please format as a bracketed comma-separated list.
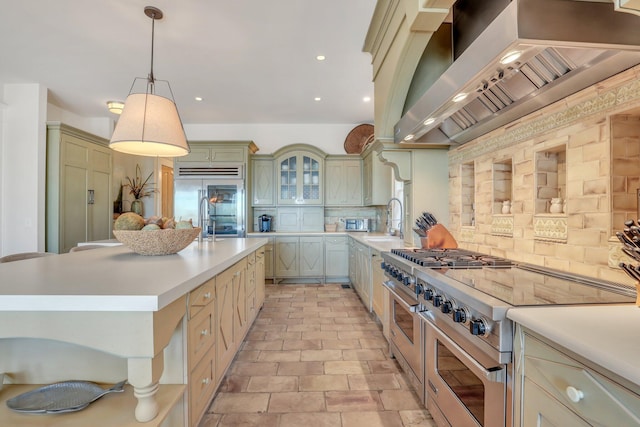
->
[441, 300, 453, 314]
[402, 275, 412, 286]
[415, 283, 424, 295]
[397, 271, 405, 282]
[433, 295, 443, 307]
[381, 262, 386, 271]
[424, 288, 434, 300]
[453, 308, 469, 324]
[470, 319, 488, 336]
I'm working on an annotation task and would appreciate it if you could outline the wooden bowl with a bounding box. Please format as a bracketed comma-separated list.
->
[113, 228, 201, 255]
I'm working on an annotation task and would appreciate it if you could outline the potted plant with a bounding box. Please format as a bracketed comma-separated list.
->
[124, 164, 156, 216]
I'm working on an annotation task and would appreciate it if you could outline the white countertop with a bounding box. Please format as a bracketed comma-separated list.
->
[247, 231, 409, 252]
[0, 238, 267, 312]
[508, 304, 640, 387]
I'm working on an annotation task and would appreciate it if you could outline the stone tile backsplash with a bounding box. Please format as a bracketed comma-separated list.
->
[448, 65, 640, 286]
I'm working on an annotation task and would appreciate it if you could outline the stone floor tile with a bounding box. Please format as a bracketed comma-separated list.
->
[243, 340, 283, 351]
[287, 324, 322, 332]
[198, 413, 222, 427]
[324, 360, 371, 374]
[359, 337, 389, 349]
[320, 323, 361, 332]
[325, 390, 383, 412]
[217, 375, 249, 393]
[210, 392, 270, 413]
[301, 330, 338, 340]
[347, 373, 401, 390]
[379, 390, 424, 411]
[231, 361, 278, 376]
[278, 412, 341, 427]
[246, 375, 298, 392]
[338, 330, 373, 339]
[268, 318, 304, 326]
[318, 311, 349, 318]
[234, 350, 260, 361]
[268, 391, 326, 413]
[341, 410, 404, 427]
[251, 324, 289, 332]
[299, 374, 350, 391]
[257, 350, 301, 362]
[216, 413, 280, 427]
[265, 331, 302, 340]
[300, 349, 344, 361]
[368, 360, 401, 374]
[399, 409, 438, 427]
[244, 330, 266, 341]
[302, 317, 335, 324]
[289, 311, 318, 318]
[342, 349, 387, 361]
[283, 339, 323, 350]
[321, 339, 362, 350]
[277, 361, 325, 376]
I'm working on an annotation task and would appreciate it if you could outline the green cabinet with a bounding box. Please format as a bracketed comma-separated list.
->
[324, 236, 349, 278]
[274, 236, 324, 278]
[325, 157, 363, 206]
[174, 141, 257, 165]
[276, 149, 324, 205]
[251, 158, 275, 206]
[362, 148, 391, 206]
[46, 123, 112, 253]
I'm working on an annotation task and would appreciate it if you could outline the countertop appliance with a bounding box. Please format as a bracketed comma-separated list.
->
[381, 248, 636, 427]
[258, 214, 272, 232]
[345, 218, 370, 232]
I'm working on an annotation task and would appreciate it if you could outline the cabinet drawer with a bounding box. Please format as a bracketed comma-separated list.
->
[189, 346, 216, 426]
[189, 279, 215, 318]
[325, 235, 347, 245]
[188, 304, 214, 367]
[524, 333, 640, 425]
[247, 251, 256, 265]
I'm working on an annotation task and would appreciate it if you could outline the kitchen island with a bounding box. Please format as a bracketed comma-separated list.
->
[0, 237, 267, 426]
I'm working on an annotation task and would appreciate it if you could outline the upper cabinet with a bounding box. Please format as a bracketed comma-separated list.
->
[251, 158, 275, 206]
[174, 141, 258, 166]
[325, 157, 362, 206]
[274, 145, 326, 205]
[362, 146, 391, 206]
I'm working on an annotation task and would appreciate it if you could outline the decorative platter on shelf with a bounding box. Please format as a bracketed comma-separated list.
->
[344, 124, 374, 154]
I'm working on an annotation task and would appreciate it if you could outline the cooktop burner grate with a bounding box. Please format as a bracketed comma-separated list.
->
[391, 248, 513, 268]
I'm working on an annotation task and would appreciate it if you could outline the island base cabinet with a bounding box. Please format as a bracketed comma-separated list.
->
[256, 248, 266, 309]
[216, 266, 237, 382]
[514, 325, 640, 427]
[189, 346, 216, 426]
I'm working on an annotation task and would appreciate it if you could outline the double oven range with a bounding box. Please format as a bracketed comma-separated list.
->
[381, 248, 635, 427]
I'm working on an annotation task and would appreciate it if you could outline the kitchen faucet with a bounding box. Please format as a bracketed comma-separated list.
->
[386, 197, 403, 239]
[198, 192, 210, 242]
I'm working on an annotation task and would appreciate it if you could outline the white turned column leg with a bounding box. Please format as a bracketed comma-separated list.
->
[128, 352, 165, 423]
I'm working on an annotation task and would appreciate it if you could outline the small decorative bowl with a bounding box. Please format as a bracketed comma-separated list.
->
[113, 227, 201, 255]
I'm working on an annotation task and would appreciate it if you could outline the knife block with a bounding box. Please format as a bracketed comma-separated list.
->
[420, 224, 458, 249]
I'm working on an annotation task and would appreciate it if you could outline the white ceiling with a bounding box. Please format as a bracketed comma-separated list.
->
[0, 0, 377, 125]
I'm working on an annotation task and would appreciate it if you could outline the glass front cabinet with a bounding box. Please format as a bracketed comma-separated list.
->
[276, 150, 323, 205]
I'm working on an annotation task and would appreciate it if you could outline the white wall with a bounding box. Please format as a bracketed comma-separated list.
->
[1, 84, 47, 255]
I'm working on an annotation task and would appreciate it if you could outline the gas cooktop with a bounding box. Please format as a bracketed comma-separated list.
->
[390, 248, 513, 268]
[437, 264, 636, 307]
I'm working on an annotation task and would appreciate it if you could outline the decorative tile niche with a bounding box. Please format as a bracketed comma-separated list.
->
[535, 146, 566, 215]
[611, 113, 640, 233]
[492, 159, 513, 236]
[461, 162, 475, 227]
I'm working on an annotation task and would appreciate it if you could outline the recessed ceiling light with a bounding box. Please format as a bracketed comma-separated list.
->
[404, 134, 415, 141]
[314, 97, 322, 101]
[106, 101, 125, 115]
[452, 92, 468, 103]
[316, 55, 326, 61]
[363, 96, 371, 102]
[423, 117, 435, 126]
[195, 96, 203, 101]
[500, 50, 522, 65]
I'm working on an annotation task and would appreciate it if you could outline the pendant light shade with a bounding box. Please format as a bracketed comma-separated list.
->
[109, 6, 190, 157]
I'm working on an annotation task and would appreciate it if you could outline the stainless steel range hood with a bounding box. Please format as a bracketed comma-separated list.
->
[395, 0, 640, 145]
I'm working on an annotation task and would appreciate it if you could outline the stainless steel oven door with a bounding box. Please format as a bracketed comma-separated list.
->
[386, 282, 423, 398]
[425, 319, 507, 427]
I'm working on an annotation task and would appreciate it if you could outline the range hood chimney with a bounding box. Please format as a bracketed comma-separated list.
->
[395, 0, 640, 145]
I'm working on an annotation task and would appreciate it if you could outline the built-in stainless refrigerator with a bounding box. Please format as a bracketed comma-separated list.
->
[174, 178, 245, 238]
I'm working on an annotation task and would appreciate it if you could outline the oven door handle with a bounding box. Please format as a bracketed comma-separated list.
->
[429, 320, 505, 383]
[383, 281, 419, 312]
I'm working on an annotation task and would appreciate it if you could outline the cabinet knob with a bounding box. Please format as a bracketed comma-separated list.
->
[201, 329, 209, 336]
[203, 292, 211, 300]
[566, 386, 584, 403]
[202, 378, 211, 385]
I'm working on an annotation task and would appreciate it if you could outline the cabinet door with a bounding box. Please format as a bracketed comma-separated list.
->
[363, 150, 391, 206]
[89, 148, 112, 243]
[256, 247, 266, 309]
[325, 160, 345, 205]
[300, 207, 324, 232]
[348, 238, 356, 285]
[300, 155, 322, 205]
[233, 260, 248, 344]
[251, 158, 275, 206]
[264, 242, 274, 278]
[216, 267, 236, 381]
[371, 250, 385, 318]
[300, 237, 324, 276]
[278, 155, 298, 204]
[180, 146, 211, 163]
[277, 207, 300, 232]
[356, 243, 372, 311]
[523, 378, 590, 427]
[277, 152, 323, 205]
[344, 160, 363, 205]
[325, 236, 349, 277]
[275, 237, 299, 277]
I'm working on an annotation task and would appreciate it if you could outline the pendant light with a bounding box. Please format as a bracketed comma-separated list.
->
[109, 6, 190, 157]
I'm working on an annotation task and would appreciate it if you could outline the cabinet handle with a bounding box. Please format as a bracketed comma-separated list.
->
[202, 378, 211, 385]
[87, 190, 95, 205]
[201, 329, 209, 336]
[566, 386, 584, 403]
